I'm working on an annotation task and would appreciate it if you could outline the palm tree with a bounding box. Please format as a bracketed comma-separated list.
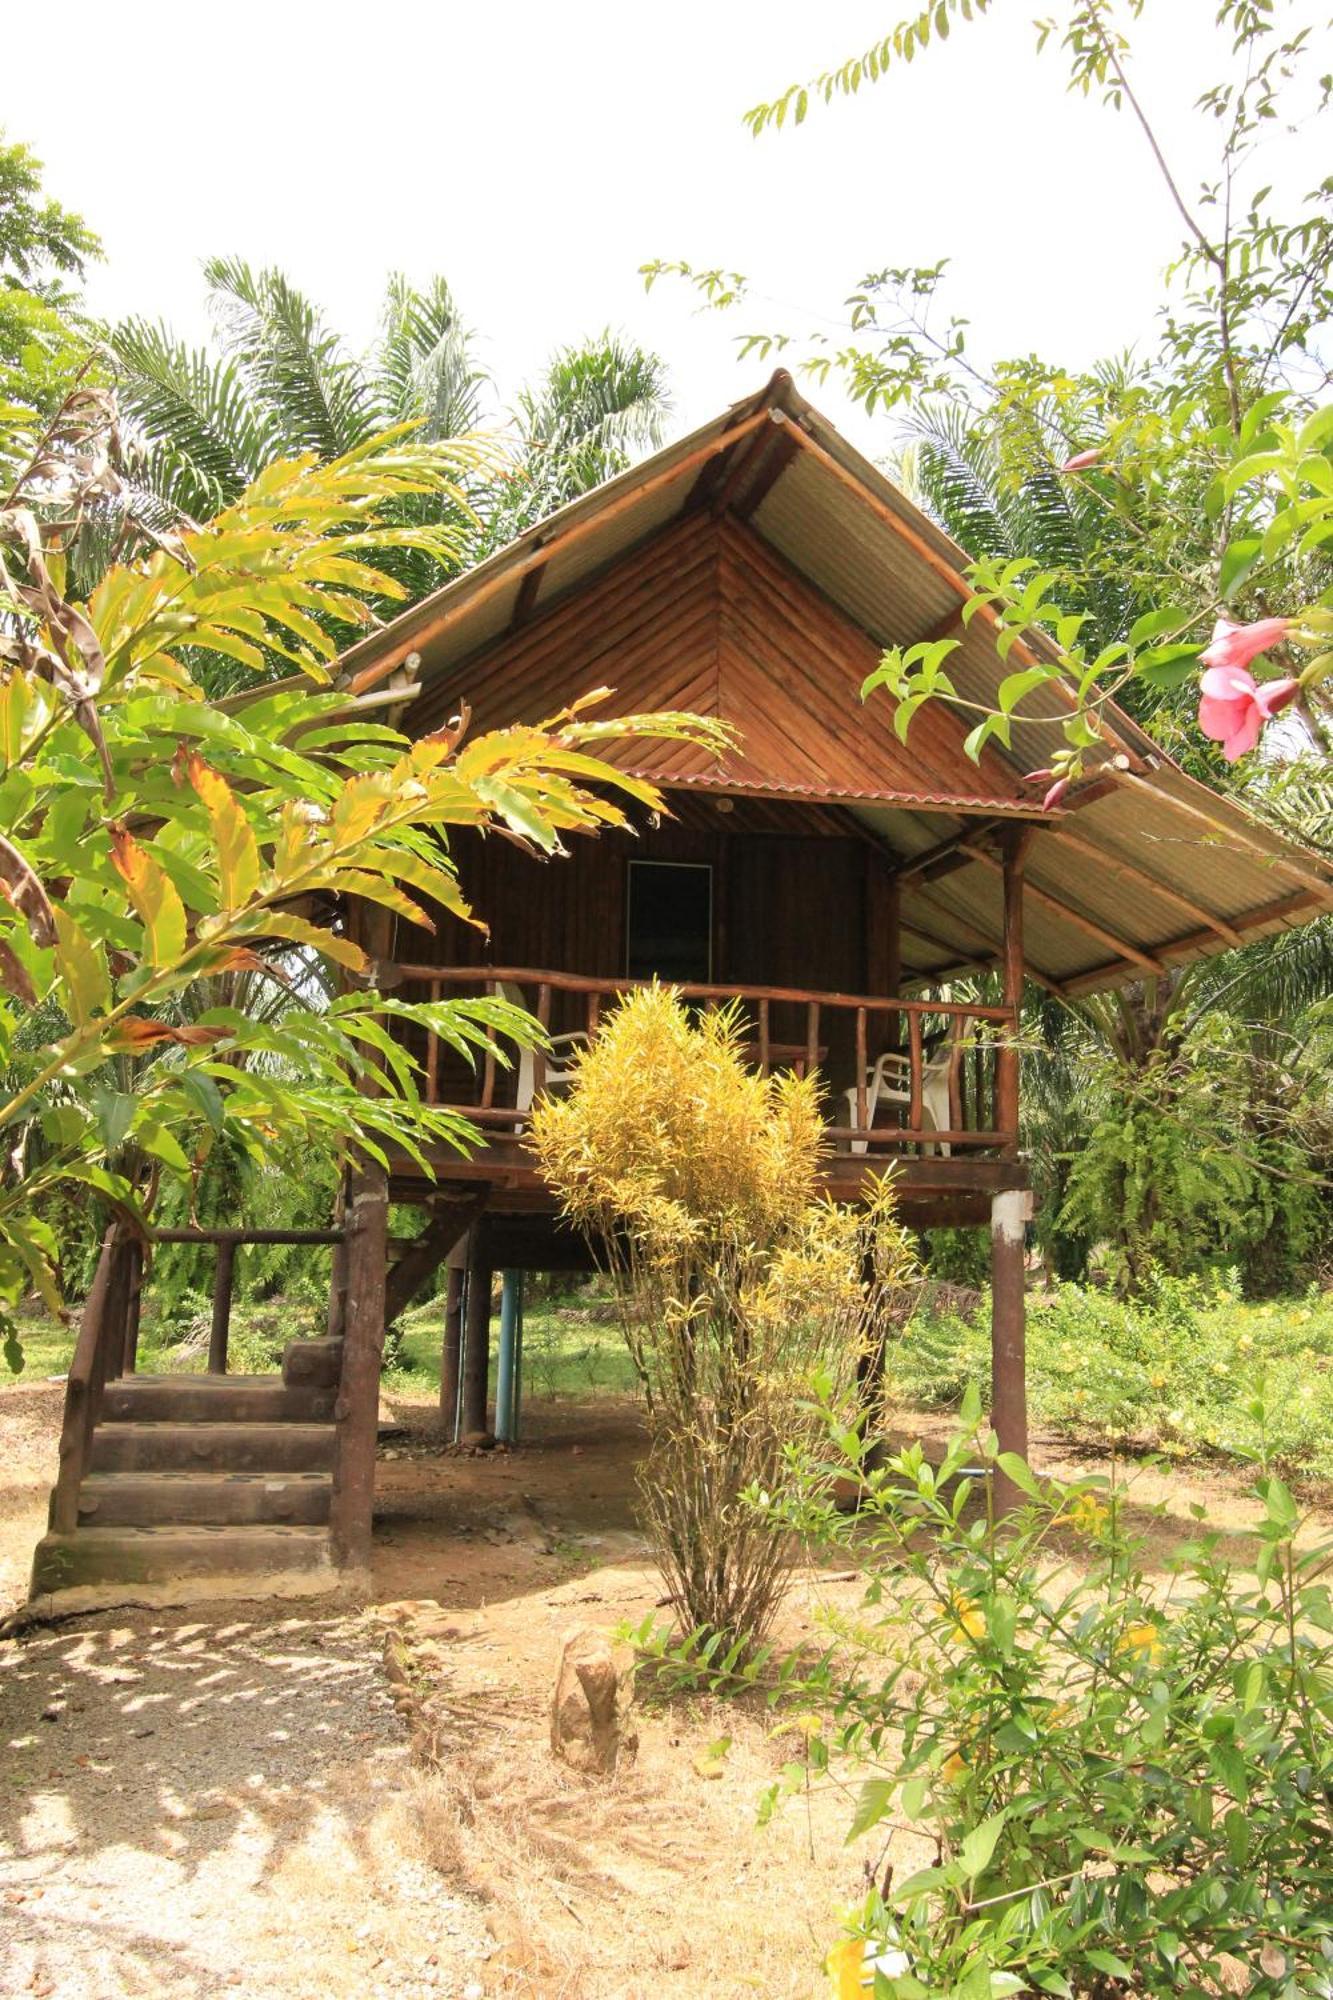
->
[106, 264, 669, 619]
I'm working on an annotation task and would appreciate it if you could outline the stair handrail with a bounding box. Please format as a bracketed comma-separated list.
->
[50, 1225, 131, 1535]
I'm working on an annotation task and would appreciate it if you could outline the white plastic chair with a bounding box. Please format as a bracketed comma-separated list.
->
[496, 982, 589, 1121]
[844, 1044, 955, 1156]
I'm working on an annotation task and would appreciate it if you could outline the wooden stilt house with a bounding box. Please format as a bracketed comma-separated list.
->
[31, 371, 1333, 1609]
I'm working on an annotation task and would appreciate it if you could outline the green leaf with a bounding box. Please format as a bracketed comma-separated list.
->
[996, 666, 1052, 713]
[92, 1089, 136, 1154]
[1085, 1951, 1134, 1980]
[53, 908, 112, 1026]
[1219, 535, 1263, 600]
[847, 1778, 894, 1842]
[1136, 644, 1202, 691]
[958, 1810, 1007, 1880]
[138, 1120, 192, 1175]
[180, 1068, 225, 1133]
[1297, 403, 1333, 456]
[1128, 606, 1192, 649]
[996, 1451, 1040, 1498]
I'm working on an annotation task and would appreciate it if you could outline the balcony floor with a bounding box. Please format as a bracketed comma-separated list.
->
[388, 1138, 1028, 1230]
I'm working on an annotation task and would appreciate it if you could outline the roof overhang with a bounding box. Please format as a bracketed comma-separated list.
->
[333, 371, 1333, 996]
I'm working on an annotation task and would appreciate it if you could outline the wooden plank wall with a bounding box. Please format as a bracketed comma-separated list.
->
[399, 816, 879, 1103]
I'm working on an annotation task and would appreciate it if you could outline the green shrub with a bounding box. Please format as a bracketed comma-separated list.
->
[656, 1392, 1333, 1997]
[889, 1274, 1333, 1479]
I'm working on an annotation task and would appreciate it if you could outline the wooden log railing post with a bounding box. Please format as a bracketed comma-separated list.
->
[441, 1266, 465, 1439]
[534, 982, 552, 1097]
[758, 997, 770, 1075]
[855, 1007, 868, 1137]
[908, 1011, 923, 1141]
[208, 1238, 236, 1375]
[330, 1160, 389, 1572]
[805, 1000, 820, 1077]
[424, 977, 441, 1104]
[481, 978, 498, 1109]
[120, 1240, 144, 1376]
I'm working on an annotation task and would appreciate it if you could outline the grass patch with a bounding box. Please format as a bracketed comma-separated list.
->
[893, 1270, 1333, 1478]
[386, 1289, 638, 1401]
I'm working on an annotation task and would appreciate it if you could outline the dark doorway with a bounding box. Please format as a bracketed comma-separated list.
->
[626, 860, 713, 983]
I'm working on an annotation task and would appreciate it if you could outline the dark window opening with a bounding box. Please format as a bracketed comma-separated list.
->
[626, 861, 713, 983]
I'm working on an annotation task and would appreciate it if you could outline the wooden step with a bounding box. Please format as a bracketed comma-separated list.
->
[30, 1525, 335, 1598]
[68, 1471, 332, 1529]
[101, 1376, 335, 1424]
[91, 1421, 336, 1474]
[282, 1336, 343, 1389]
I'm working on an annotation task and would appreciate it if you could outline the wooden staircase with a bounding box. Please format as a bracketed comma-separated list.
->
[30, 1336, 346, 1613]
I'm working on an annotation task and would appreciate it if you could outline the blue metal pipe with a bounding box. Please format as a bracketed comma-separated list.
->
[495, 1269, 522, 1442]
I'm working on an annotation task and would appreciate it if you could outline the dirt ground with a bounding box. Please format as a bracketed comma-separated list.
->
[3, 1381, 1331, 2000]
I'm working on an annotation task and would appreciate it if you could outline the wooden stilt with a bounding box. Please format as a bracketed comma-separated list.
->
[441, 1266, 464, 1437]
[461, 1247, 493, 1436]
[329, 1160, 389, 1571]
[990, 1189, 1029, 1515]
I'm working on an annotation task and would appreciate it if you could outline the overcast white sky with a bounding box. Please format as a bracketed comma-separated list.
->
[6, 2, 1330, 457]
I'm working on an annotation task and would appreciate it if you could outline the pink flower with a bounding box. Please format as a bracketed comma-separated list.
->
[1042, 778, 1070, 811]
[1197, 666, 1300, 762]
[1060, 448, 1103, 472]
[1198, 616, 1290, 675]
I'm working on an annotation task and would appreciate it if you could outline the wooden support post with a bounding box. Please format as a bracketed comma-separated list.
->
[330, 1160, 389, 1572]
[990, 1189, 1030, 1516]
[996, 827, 1030, 1159]
[208, 1239, 236, 1376]
[441, 1266, 464, 1438]
[461, 1244, 493, 1437]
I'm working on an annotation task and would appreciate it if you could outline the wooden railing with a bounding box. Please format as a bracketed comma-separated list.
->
[388, 962, 1018, 1156]
[50, 1227, 137, 1533]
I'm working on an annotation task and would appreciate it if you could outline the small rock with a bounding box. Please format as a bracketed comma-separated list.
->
[550, 1626, 637, 1775]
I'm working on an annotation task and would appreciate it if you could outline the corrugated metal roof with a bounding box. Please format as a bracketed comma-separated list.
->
[336, 370, 1333, 995]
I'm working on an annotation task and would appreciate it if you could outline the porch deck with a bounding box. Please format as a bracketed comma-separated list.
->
[385, 962, 1027, 1224]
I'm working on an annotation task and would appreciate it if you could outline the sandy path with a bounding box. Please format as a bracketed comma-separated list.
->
[0, 1611, 492, 1999]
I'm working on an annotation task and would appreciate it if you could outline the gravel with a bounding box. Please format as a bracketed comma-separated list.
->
[0, 1609, 494, 1998]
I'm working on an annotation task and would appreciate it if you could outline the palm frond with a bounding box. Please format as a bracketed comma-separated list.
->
[203, 256, 378, 461]
[106, 317, 275, 514]
[376, 273, 488, 440]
